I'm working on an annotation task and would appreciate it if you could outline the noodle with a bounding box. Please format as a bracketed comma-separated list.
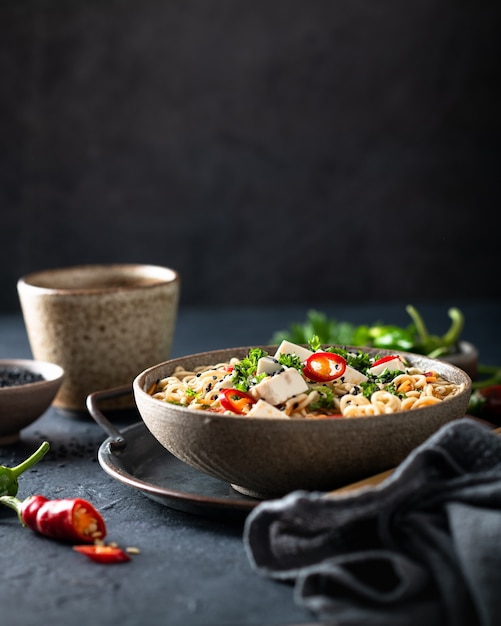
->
[149, 345, 466, 419]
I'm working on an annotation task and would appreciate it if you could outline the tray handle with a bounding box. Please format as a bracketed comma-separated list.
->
[86, 385, 133, 451]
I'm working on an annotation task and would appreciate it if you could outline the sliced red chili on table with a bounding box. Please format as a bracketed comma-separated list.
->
[0, 494, 107, 543]
[219, 388, 256, 414]
[303, 352, 346, 383]
[73, 544, 130, 564]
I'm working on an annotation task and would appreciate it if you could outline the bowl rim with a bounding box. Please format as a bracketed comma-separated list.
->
[0, 358, 65, 391]
[133, 344, 472, 424]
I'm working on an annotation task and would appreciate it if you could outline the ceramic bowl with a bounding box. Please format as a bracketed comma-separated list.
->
[133, 346, 472, 498]
[0, 359, 64, 444]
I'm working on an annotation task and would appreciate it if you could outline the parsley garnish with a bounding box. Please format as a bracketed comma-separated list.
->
[360, 370, 405, 399]
[232, 347, 268, 392]
[325, 346, 372, 373]
[308, 385, 337, 412]
[277, 353, 302, 371]
[308, 335, 322, 352]
[359, 381, 379, 399]
[375, 369, 404, 384]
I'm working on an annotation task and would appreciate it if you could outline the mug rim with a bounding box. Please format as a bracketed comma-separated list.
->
[17, 263, 180, 295]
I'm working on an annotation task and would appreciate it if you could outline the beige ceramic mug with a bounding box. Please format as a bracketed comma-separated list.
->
[17, 264, 180, 412]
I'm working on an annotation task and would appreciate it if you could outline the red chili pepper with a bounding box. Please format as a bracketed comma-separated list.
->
[0, 494, 107, 543]
[73, 544, 130, 564]
[372, 355, 400, 367]
[303, 352, 346, 383]
[477, 385, 501, 419]
[219, 388, 256, 414]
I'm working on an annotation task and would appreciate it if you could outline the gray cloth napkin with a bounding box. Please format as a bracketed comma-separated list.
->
[243, 418, 501, 626]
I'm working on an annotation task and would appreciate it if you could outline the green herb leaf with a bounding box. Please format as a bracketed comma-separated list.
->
[277, 353, 303, 371]
[232, 347, 268, 392]
[308, 385, 337, 412]
[269, 305, 467, 359]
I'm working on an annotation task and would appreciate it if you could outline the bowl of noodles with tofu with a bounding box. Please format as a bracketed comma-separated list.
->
[133, 341, 472, 498]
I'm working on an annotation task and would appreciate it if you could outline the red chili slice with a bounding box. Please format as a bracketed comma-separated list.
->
[303, 352, 346, 383]
[73, 544, 130, 564]
[372, 355, 400, 367]
[478, 385, 501, 419]
[219, 388, 256, 415]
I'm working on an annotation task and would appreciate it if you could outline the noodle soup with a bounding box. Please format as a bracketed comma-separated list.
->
[148, 340, 467, 419]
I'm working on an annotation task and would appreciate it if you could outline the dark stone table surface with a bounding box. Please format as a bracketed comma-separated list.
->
[1, 301, 500, 626]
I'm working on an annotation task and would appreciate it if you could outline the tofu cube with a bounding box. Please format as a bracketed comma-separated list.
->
[273, 340, 313, 363]
[339, 365, 368, 385]
[247, 399, 288, 418]
[216, 374, 235, 390]
[250, 367, 309, 405]
[256, 356, 283, 376]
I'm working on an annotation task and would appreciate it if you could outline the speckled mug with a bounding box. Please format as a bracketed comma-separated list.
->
[17, 264, 180, 412]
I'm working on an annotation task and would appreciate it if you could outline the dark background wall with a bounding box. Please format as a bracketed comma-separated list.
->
[1, 0, 500, 312]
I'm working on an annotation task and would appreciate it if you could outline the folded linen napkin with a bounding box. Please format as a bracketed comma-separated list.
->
[244, 418, 501, 626]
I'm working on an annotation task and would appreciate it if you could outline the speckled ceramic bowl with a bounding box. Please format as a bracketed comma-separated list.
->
[133, 346, 472, 498]
[17, 264, 180, 412]
[0, 359, 64, 444]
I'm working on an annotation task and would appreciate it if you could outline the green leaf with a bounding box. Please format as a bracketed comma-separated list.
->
[232, 347, 268, 392]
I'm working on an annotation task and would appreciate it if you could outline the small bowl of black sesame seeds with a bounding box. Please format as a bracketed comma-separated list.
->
[0, 359, 64, 444]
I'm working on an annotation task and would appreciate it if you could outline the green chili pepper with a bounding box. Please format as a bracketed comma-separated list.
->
[405, 305, 464, 357]
[366, 324, 416, 351]
[272, 305, 466, 358]
[0, 441, 50, 497]
[471, 364, 501, 390]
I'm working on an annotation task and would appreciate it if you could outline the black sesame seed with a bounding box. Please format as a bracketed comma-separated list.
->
[0, 367, 45, 388]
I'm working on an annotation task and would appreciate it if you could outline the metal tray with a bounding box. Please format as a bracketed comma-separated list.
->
[87, 386, 259, 520]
